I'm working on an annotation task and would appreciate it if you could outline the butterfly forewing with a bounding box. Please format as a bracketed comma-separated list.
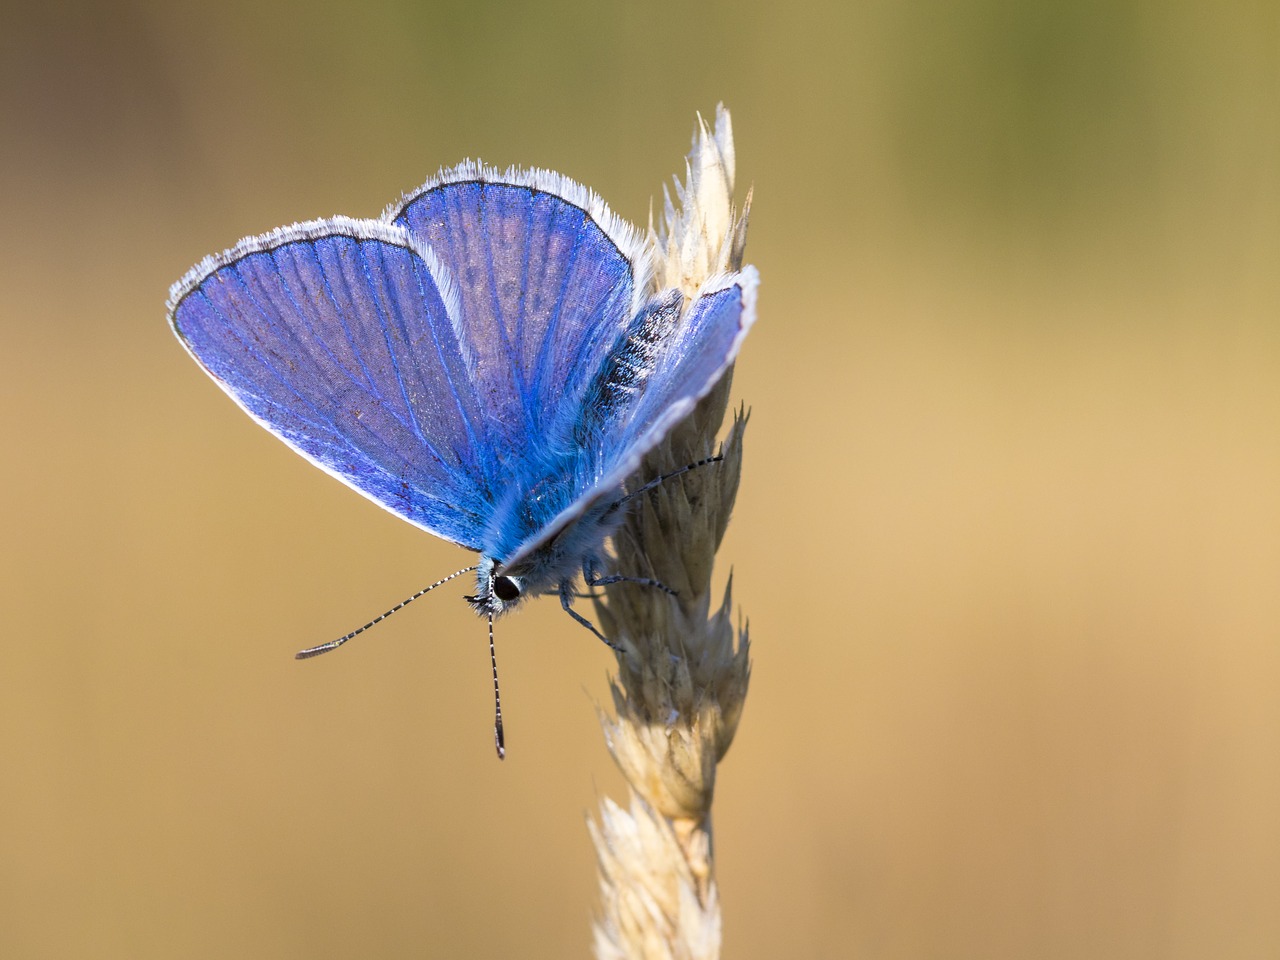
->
[169, 221, 492, 549]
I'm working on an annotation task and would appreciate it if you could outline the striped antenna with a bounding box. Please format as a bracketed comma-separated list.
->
[489, 613, 505, 759]
[295, 565, 479, 659]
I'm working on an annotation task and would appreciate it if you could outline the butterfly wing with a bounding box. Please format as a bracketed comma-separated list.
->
[614, 268, 760, 457]
[500, 267, 759, 570]
[386, 164, 648, 461]
[167, 217, 495, 549]
[171, 168, 749, 570]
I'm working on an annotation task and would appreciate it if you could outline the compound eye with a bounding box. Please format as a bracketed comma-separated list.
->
[492, 575, 520, 602]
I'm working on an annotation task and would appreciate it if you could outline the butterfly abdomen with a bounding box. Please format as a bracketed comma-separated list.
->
[571, 291, 684, 447]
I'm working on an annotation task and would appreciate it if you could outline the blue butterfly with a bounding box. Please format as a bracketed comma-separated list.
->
[168, 162, 757, 755]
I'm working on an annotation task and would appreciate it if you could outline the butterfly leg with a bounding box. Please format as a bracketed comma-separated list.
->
[586, 573, 678, 596]
[559, 582, 620, 650]
[582, 556, 677, 597]
[614, 455, 725, 507]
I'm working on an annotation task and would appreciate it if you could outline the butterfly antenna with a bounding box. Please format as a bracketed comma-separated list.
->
[294, 565, 479, 660]
[618, 454, 724, 505]
[489, 613, 505, 760]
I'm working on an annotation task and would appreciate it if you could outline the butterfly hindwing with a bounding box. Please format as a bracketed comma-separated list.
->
[618, 269, 760, 454]
[499, 268, 758, 570]
[168, 218, 493, 549]
[388, 166, 646, 460]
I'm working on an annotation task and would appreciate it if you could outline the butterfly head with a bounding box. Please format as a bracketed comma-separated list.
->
[464, 555, 527, 617]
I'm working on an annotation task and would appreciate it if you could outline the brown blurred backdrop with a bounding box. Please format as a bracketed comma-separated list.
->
[2, 1, 1277, 957]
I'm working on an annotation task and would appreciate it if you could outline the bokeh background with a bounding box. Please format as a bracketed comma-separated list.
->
[3, 1, 1277, 957]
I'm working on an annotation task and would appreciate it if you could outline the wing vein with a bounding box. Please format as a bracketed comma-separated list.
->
[530, 211, 587, 414]
[478, 184, 529, 427]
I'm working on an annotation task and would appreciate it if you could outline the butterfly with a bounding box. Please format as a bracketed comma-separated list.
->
[168, 161, 757, 756]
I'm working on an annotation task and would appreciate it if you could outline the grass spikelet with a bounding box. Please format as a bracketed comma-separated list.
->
[590, 104, 753, 960]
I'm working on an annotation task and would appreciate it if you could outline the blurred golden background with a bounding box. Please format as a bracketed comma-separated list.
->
[2, 1, 1277, 957]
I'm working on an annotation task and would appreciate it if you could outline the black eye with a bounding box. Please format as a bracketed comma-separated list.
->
[493, 576, 520, 602]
